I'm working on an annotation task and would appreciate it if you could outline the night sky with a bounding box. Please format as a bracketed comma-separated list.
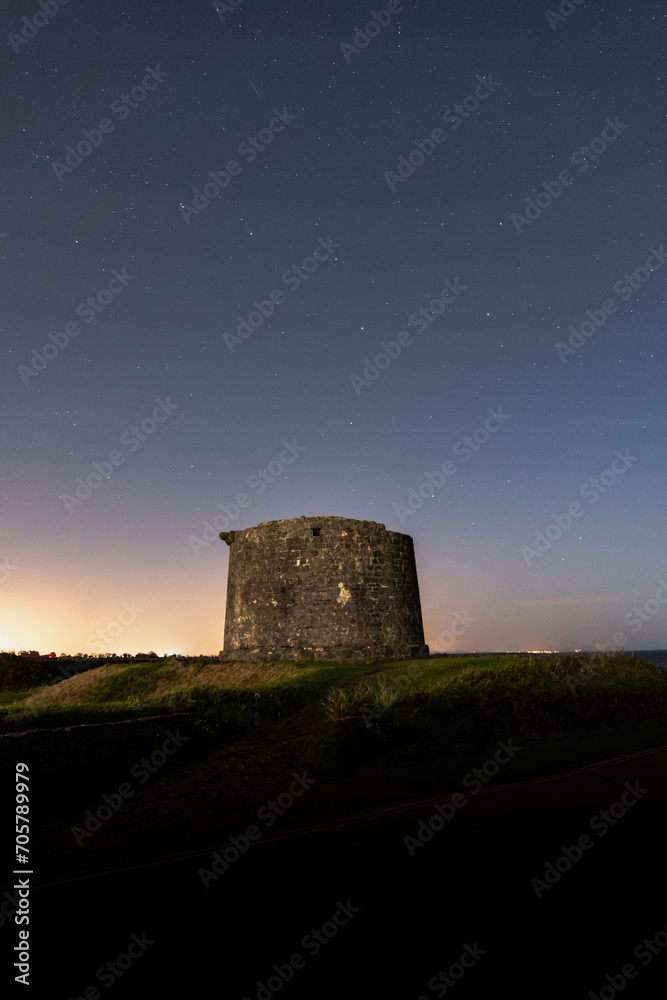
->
[2, 0, 665, 656]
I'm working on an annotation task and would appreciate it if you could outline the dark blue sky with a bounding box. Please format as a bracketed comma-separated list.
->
[1, 0, 665, 654]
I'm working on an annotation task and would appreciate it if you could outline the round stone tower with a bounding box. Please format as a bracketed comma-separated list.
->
[219, 516, 428, 661]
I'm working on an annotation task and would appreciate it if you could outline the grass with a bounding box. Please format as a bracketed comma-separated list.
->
[0, 690, 33, 705]
[0, 657, 384, 733]
[2, 653, 665, 767]
[2, 653, 666, 733]
[11, 653, 667, 869]
[285, 654, 667, 815]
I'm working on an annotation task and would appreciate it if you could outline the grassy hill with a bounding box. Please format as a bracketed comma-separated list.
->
[3, 652, 667, 877]
[3, 651, 667, 786]
[2, 650, 666, 732]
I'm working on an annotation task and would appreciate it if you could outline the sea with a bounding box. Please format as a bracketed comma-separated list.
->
[431, 650, 667, 669]
[625, 649, 667, 670]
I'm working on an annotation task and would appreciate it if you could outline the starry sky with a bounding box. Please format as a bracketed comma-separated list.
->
[1, 0, 665, 656]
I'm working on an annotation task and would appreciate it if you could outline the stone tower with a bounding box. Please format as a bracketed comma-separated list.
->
[219, 515, 428, 661]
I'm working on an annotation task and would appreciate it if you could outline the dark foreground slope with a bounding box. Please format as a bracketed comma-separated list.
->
[1, 654, 666, 998]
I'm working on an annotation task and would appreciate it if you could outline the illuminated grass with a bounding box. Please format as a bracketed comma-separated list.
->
[1, 654, 665, 740]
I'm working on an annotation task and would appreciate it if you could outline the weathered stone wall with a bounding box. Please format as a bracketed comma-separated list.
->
[220, 516, 428, 661]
